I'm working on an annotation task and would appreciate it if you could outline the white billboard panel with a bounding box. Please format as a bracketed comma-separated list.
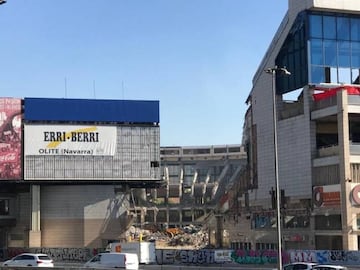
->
[24, 125, 160, 181]
[25, 125, 117, 156]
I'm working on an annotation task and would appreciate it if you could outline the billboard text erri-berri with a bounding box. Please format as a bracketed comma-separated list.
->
[24, 125, 117, 156]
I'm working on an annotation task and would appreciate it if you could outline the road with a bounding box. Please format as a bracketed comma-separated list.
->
[137, 264, 360, 270]
[138, 265, 275, 270]
[2, 262, 359, 270]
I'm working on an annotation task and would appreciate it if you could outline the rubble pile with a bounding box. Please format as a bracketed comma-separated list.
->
[124, 224, 209, 250]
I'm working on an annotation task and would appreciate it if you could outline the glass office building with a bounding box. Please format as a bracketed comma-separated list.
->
[276, 11, 360, 95]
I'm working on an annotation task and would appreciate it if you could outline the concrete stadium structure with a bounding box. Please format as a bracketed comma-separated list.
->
[233, 0, 360, 251]
[5, 0, 360, 255]
[128, 145, 247, 247]
[0, 96, 247, 250]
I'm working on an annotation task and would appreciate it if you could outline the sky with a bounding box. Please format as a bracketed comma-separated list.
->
[0, 0, 288, 146]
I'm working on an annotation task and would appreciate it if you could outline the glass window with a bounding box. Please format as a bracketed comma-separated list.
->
[337, 17, 350, 40]
[294, 31, 301, 50]
[276, 11, 308, 93]
[338, 68, 351, 84]
[13, 255, 23, 261]
[339, 41, 351, 67]
[352, 68, 360, 84]
[352, 42, 360, 68]
[330, 67, 338, 84]
[324, 16, 336, 39]
[23, 255, 34, 260]
[298, 13, 360, 87]
[311, 66, 325, 84]
[300, 48, 307, 83]
[309, 15, 323, 38]
[294, 50, 301, 85]
[351, 18, 360, 41]
[90, 255, 100, 262]
[310, 39, 323, 65]
[324, 40, 337, 66]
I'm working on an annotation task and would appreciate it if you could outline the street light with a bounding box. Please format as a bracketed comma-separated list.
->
[0, 0, 6, 5]
[265, 66, 291, 270]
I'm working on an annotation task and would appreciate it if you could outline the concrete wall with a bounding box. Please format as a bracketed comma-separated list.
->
[40, 185, 130, 247]
[8, 192, 31, 247]
[277, 114, 312, 198]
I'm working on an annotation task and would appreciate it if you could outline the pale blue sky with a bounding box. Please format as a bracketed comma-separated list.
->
[0, 0, 288, 146]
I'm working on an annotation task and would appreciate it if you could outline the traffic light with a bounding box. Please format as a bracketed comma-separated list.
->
[281, 189, 286, 209]
[269, 188, 276, 209]
[269, 188, 286, 209]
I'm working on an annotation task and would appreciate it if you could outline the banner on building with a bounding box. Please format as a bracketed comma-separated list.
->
[312, 184, 340, 208]
[0, 98, 22, 180]
[24, 125, 117, 156]
[313, 85, 360, 101]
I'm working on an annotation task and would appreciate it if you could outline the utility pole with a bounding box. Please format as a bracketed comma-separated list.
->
[265, 66, 291, 270]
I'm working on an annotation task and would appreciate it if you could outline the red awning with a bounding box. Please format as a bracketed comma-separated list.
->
[313, 85, 360, 101]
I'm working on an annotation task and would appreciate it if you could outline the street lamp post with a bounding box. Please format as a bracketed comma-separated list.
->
[265, 66, 291, 270]
[0, 0, 6, 5]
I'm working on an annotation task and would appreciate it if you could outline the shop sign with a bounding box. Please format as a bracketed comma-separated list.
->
[351, 184, 360, 206]
[283, 234, 306, 242]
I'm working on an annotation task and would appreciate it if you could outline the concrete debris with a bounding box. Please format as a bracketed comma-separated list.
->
[125, 224, 209, 250]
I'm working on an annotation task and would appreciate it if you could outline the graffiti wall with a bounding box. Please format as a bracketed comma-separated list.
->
[230, 249, 360, 266]
[4, 247, 101, 262]
[288, 250, 360, 265]
[155, 249, 216, 265]
[2, 248, 360, 266]
[231, 249, 279, 264]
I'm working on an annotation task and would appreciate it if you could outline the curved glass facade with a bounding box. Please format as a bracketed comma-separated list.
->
[276, 12, 308, 94]
[275, 11, 360, 95]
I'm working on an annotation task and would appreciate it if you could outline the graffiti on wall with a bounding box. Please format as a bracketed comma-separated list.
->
[231, 249, 281, 264]
[231, 249, 360, 265]
[3, 248, 360, 265]
[32, 248, 98, 262]
[5, 247, 99, 262]
[289, 250, 360, 265]
[155, 249, 216, 265]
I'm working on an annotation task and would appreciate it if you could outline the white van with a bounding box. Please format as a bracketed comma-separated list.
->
[106, 241, 156, 264]
[84, 252, 139, 269]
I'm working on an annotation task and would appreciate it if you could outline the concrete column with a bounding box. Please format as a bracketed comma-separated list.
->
[179, 208, 182, 223]
[337, 90, 357, 250]
[215, 215, 223, 248]
[29, 185, 41, 247]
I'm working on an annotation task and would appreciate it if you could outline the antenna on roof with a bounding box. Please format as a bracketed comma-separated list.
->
[122, 80, 125, 99]
[93, 80, 96, 99]
[64, 77, 67, 98]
